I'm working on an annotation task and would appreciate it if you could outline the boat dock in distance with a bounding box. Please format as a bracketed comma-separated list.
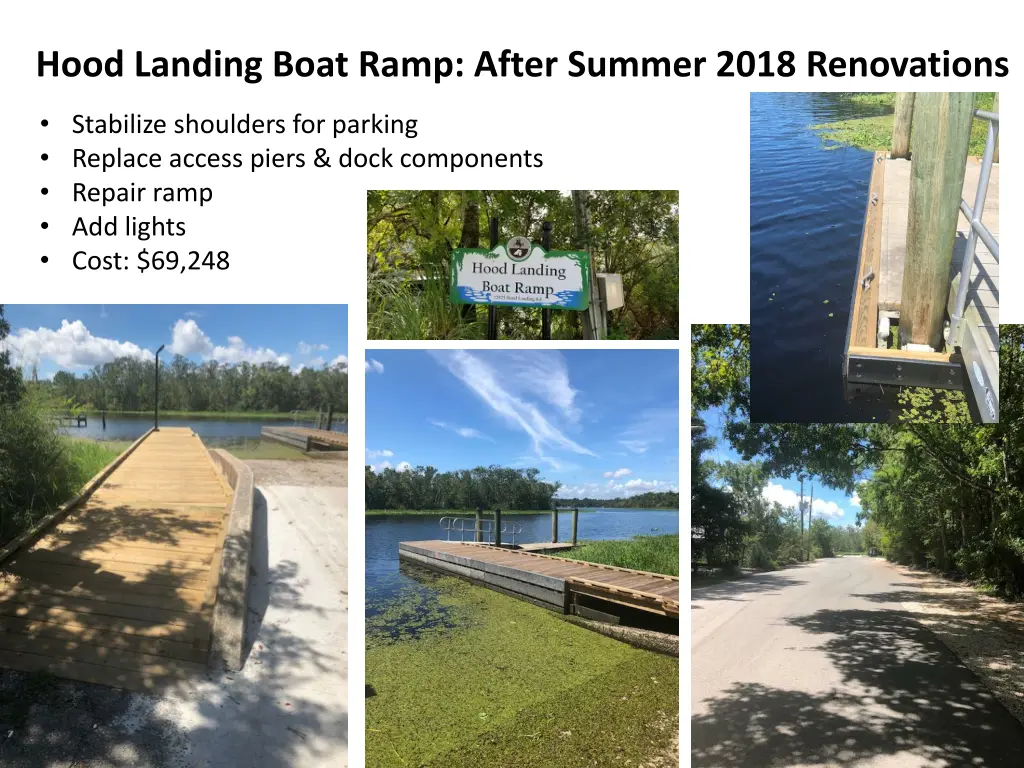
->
[399, 540, 679, 623]
[260, 426, 348, 452]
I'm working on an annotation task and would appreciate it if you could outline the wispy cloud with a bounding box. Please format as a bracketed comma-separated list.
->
[430, 420, 493, 441]
[603, 467, 632, 478]
[431, 350, 596, 462]
[618, 406, 678, 455]
[298, 341, 329, 355]
[367, 449, 394, 459]
[366, 358, 385, 374]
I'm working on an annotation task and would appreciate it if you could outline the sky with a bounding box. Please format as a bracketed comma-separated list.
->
[1, 305, 348, 377]
[366, 349, 680, 500]
[699, 405, 862, 527]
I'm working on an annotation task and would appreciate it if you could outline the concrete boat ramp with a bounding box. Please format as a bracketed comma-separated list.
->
[399, 540, 679, 621]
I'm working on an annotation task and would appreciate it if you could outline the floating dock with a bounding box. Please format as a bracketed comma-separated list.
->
[0, 428, 233, 691]
[844, 150, 999, 419]
[261, 426, 348, 452]
[399, 540, 679, 620]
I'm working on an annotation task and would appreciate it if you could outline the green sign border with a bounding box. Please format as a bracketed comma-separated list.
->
[449, 245, 591, 310]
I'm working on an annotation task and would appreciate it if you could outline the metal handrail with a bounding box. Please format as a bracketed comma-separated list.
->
[439, 516, 522, 545]
[948, 109, 999, 347]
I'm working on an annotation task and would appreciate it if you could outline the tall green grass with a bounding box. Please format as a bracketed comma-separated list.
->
[0, 401, 122, 547]
[368, 272, 485, 340]
[552, 533, 679, 576]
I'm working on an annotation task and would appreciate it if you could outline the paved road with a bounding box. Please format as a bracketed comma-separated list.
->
[691, 557, 1024, 767]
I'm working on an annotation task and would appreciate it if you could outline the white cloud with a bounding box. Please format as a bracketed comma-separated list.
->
[430, 419, 493, 441]
[371, 460, 392, 471]
[620, 440, 650, 454]
[298, 341, 329, 355]
[366, 358, 385, 374]
[396, 461, 412, 472]
[330, 354, 348, 369]
[2, 320, 154, 369]
[170, 319, 289, 366]
[557, 477, 677, 499]
[762, 482, 846, 520]
[851, 493, 862, 507]
[431, 350, 595, 460]
[367, 449, 394, 459]
[603, 468, 632, 478]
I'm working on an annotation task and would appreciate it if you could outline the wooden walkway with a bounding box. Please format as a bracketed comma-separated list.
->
[399, 540, 679, 618]
[0, 428, 232, 691]
[261, 426, 348, 451]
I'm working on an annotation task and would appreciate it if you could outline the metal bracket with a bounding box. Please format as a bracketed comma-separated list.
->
[846, 354, 964, 391]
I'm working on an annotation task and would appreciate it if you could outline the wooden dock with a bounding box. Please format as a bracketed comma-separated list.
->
[0, 428, 233, 691]
[399, 540, 679, 619]
[844, 150, 999, 414]
[261, 426, 348, 452]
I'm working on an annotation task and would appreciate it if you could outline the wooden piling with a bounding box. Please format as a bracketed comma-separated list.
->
[891, 92, 916, 159]
[899, 92, 974, 350]
[571, 508, 579, 546]
[474, 507, 483, 543]
[326, 405, 334, 432]
[493, 509, 502, 548]
[551, 509, 558, 544]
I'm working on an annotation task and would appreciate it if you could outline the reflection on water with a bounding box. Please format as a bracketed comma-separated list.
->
[62, 413, 348, 447]
[365, 508, 679, 639]
[750, 92, 899, 422]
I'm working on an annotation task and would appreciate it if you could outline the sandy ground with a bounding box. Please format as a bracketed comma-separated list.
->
[886, 562, 1024, 727]
[0, 459, 348, 768]
[691, 556, 1024, 767]
[248, 455, 348, 487]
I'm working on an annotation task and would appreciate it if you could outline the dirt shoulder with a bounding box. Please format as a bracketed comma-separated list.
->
[886, 561, 1024, 725]
[246, 455, 348, 487]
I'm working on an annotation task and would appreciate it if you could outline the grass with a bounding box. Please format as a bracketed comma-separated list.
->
[366, 508, 561, 517]
[812, 92, 996, 156]
[551, 534, 679, 576]
[224, 442, 309, 460]
[366, 576, 678, 767]
[60, 437, 126, 485]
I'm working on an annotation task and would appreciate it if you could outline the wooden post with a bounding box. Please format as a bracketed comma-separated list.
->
[571, 507, 579, 546]
[493, 508, 502, 548]
[899, 92, 974, 351]
[551, 508, 558, 543]
[101, 411, 106, 430]
[475, 506, 483, 543]
[890, 92, 916, 159]
[326, 405, 334, 432]
[993, 93, 1000, 163]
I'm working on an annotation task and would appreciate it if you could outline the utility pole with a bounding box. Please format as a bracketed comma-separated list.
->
[799, 473, 806, 560]
[154, 344, 165, 431]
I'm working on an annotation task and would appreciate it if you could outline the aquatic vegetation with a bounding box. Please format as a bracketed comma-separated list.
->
[897, 387, 971, 423]
[551, 533, 680, 576]
[365, 575, 679, 767]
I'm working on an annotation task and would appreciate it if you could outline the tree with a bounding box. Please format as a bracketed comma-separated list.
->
[0, 306, 23, 405]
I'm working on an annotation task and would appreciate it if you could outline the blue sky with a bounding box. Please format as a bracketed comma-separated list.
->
[366, 349, 679, 499]
[1, 305, 348, 377]
[699, 405, 863, 527]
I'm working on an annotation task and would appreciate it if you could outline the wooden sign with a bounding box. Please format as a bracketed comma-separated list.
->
[449, 242, 591, 310]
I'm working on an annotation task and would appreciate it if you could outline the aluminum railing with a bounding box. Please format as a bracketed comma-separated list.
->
[439, 516, 522, 545]
[948, 109, 999, 347]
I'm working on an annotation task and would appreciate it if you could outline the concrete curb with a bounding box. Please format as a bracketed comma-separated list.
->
[208, 449, 255, 672]
[0, 427, 154, 567]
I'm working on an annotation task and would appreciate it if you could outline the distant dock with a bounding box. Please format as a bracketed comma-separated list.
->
[261, 426, 348, 452]
[399, 540, 679, 621]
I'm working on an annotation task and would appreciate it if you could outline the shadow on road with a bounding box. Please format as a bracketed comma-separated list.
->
[692, 606, 1024, 767]
[691, 571, 809, 603]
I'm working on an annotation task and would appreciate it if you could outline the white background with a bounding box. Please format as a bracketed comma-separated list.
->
[1, 1, 1017, 763]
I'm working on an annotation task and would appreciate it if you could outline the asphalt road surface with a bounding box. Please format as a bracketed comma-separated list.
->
[691, 556, 1024, 767]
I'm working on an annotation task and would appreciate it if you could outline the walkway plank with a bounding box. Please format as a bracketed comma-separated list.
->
[0, 428, 232, 691]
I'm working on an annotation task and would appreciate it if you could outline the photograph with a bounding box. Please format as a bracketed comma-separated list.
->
[692, 323, 1024, 766]
[0, 304, 348, 768]
[364, 348, 680, 767]
[750, 92, 999, 423]
[367, 190, 679, 340]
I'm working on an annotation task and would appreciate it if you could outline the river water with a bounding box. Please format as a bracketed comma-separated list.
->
[366, 508, 679, 634]
[62, 413, 347, 448]
[750, 92, 900, 422]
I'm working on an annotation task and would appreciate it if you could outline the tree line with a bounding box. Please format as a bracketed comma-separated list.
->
[693, 323, 1024, 597]
[556, 491, 679, 510]
[367, 190, 679, 340]
[35, 354, 348, 414]
[365, 465, 560, 511]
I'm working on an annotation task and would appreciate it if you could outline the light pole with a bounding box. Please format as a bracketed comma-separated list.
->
[154, 344, 165, 431]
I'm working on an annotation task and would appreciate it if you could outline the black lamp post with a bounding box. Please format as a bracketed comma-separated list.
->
[154, 344, 165, 431]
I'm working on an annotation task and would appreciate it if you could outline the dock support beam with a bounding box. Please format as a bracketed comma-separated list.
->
[891, 92, 916, 159]
[493, 508, 502, 548]
[571, 507, 579, 547]
[899, 92, 974, 351]
[551, 508, 558, 543]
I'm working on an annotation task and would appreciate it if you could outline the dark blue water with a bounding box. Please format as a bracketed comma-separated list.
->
[750, 92, 898, 422]
[61, 413, 347, 447]
[366, 508, 679, 633]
